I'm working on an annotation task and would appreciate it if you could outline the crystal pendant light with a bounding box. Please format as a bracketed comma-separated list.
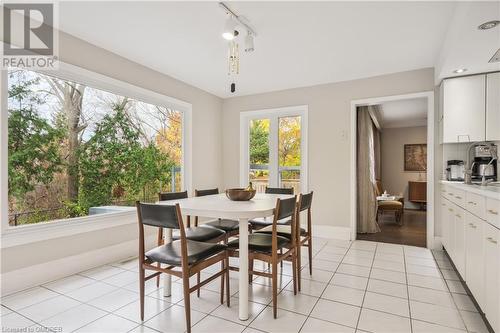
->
[228, 41, 239, 93]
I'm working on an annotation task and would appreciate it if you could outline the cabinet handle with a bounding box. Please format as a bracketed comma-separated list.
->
[455, 196, 462, 199]
[488, 209, 499, 215]
[442, 204, 446, 206]
[448, 193, 453, 196]
[449, 208, 454, 212]
[455, 214, 462, 218]
[467, 201, 477, 206]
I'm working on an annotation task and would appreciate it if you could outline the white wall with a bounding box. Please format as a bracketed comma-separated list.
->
[222, 68, 435, 236]
[380, 126, 428, 209]
[1, 30, 223, 293]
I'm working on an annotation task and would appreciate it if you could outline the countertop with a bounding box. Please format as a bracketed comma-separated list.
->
[440, 180, 500, 200]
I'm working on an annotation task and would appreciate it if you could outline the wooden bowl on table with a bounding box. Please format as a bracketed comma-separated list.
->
[225, 188, 256, 201]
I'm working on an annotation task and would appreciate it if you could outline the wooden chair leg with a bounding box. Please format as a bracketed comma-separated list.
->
[220, 260, 225, 304]
[297, 245, 302, 291]
[272, 261, 278, 319]
[308, 238, 313, 275]
[139, 266, 145, 321]
[156, 263, 161, 287]
[249, 259, 254, 284]
[291, 250, 298, 295]
[196, 272, 201, 297]
[225, 255, 230, 307]
[182, 274, 192, 333]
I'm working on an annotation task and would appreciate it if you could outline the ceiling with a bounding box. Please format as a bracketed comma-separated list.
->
[58, 1, 459, 98]
[436, 1, 500, 81]
[378, 98, 428, 129]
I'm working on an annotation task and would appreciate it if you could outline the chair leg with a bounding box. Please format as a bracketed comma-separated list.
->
[291, 251, 298, 295]
[225, 255, 230, 307]
[156, 263, 161, 287]
[182, 274, 192, 333]
[272, 261, 278, 319]
[249, 259, 254, 284]
[280, 249, 283, 269]
[196, 272, 201, 297]
[297, 245, 302, 292]
[220, 260, 225, 304]
[308, 238, 313, 275]
[139, 265, 145, 321]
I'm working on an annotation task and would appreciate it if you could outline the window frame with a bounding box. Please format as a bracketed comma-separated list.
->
[239, 105, 308, 193]
[0, 62, 192, 247]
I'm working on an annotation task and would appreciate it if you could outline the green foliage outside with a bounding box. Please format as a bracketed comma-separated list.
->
[8, 70, 181, 225]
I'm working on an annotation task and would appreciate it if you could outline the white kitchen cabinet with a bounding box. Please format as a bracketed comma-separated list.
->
[442, 75, 486, 143]
[484, 222, 499, 333]
[465, 212, 484, 308]
[441, 198, 449, 248]
[454, 205, 466, 277]
[486, 72, 500, 141]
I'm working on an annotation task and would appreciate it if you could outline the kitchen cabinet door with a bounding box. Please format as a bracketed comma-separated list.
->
[446, 202, 456, 260]
[454, 205, 466, 278]
[465, 213, 484, 308]
[442, 75, 486, 143]
[484, 223, 499, 333]
[441, 198, 450, 249]
[486, 72, 500, 141]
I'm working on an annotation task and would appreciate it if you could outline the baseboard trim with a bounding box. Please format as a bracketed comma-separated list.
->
[310, 225, 351, 241]
[1, 235, 156, 296]
[432, 236, 443, 250]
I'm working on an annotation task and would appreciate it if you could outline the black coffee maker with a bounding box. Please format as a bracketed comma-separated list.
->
[472, 144, 498, 181]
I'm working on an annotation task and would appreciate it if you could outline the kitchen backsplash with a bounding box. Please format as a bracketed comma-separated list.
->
[442, 141, 500, 179]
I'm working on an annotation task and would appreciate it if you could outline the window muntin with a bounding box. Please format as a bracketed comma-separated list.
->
[7, 69, 183, 226]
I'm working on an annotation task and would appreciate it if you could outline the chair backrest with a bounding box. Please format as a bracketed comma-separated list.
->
[136, 202, 182, 230]
[299, 191, 314, 212]
[195, 188, 219, 197]
[265, 187, 294, 195]
[158, 190, 188, 201]
[276, 196, 297, 220]
[271, 196, 298, 251]
[375, 180, 383, 197]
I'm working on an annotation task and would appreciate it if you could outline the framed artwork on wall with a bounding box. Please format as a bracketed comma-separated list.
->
[404, 143, 427, 172]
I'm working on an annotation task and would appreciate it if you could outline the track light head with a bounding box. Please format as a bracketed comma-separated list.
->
[222, 16, 238, 40]
[244, 32, 254, 52]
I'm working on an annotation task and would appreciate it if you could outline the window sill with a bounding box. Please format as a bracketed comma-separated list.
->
[1, 208, 137, 249]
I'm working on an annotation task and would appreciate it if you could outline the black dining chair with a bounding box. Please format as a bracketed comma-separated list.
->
[249, 187, 294, 231]
[194, 188, 240, 243]
[136, 202, 229, 333]
[156, 191, 226, 292]
[255, 192, 314, 290]
[227, 196, 298, 319]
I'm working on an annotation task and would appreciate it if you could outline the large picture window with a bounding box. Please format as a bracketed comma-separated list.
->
[7, 69, 184, 227]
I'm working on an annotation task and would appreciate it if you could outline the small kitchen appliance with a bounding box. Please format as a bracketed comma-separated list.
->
[446, 160, 465, 181]
[472, 144, 497, 181]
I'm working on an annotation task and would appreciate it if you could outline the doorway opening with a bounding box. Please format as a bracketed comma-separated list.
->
[350, 92, 435, 248]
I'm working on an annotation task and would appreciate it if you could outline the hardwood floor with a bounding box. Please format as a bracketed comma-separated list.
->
[357, 209, 426, 247]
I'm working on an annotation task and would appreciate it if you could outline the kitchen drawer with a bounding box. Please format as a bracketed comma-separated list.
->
[466, 192, 486, 220]
[446, 187, 466, 207]
[486, 198, 500, 228]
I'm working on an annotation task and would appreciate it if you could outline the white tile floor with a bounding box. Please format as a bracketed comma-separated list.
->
[1, 239, 491, 333]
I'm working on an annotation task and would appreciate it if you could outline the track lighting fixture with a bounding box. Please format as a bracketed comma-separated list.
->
[219, 2, 257, 93]
[222, 16, 239, 40]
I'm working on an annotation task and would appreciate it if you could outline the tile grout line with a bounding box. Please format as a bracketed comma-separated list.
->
[296, 240, 350, 333]
[353, 242, 378, 332]
[403, 246, 414, 333]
